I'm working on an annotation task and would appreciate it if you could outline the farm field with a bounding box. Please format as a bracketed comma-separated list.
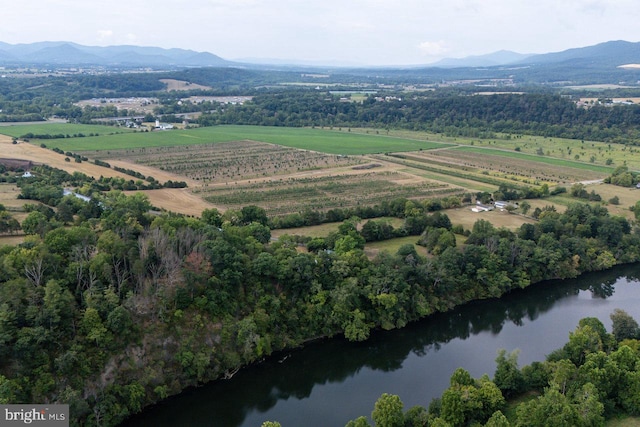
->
[1, 125, 453, 154]
[349, 127, 640, 170]
[195, 171, 464, 217]
[271, 217, 406, 240]
[0, 123, 636, 230]
[0, 184, 28, 246]
[0, 183, 26, 211]
[364, 235, 428, 259]
[0, 235, 26, 247]
[606, 416, 640, 427]
[455, 146, 613, 174]
[443, 207, 537, 232]
[416, 147, 608, 184]
[125, 188, 219, 217]
[159, 79, 212, 91]
[0, 135, 185, 183]
[0, 123, 135, 138]
[532, 184, 638, 221]
[80, 140, 366, 183]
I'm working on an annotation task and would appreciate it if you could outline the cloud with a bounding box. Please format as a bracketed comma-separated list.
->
[125, 33, 139, 44]
[418, 40, 450, 56]
[97, 30, 113, 41]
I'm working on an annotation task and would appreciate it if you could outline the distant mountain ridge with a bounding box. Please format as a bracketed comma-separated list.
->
[518, 40, 640, 67]
[0, 41, 232, 67]
[1, 40, 640, 72]
[430, 50, 533, 68]
[429, 40, 640, 69]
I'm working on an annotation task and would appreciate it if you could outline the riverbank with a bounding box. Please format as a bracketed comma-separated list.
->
[121, 264, 640, 426]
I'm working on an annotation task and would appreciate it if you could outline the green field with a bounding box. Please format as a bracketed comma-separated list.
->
[4, 124, 453, 155]
[0, 123, 135, 138]
[364, 235, 428, 257]
[455, 146, 614, 173]
[352, 128, 637, 170]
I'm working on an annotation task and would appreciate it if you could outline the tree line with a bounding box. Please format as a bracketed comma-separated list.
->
[197, 91, 640, 145]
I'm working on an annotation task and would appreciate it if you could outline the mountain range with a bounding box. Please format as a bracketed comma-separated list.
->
[0, 40, 639, 72]
[0, 41, 230, 67]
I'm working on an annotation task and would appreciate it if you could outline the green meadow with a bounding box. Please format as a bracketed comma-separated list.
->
[2, 124, 452, 155]
[0, 123, 135, 138]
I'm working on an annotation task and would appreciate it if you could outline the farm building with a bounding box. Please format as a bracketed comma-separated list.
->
[472, 203, 494, 213]
[155, 120, 174, 130]
[495, 201, 518, 209]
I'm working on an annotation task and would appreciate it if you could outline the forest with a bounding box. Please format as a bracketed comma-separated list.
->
[1, 160, 640, 425]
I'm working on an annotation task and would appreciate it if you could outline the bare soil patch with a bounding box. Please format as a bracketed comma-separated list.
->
[0, 235, 26, 247]
[75, 97, 158, 115]
[445, 207, 537, 232]
[0, 183, 25, 210]
[181, 96, 252, 104]
[160, 79, 212, 92]
[0, 135, 142, 180]
[0, 135, 214, 217]
[126, 188, 219, 217]
[0, 158, 38, 170]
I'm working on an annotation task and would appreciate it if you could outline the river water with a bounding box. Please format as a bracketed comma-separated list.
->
[123, 264, 640, 427]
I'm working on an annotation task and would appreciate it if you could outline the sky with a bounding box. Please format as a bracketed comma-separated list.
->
[2, 0, 640, 66]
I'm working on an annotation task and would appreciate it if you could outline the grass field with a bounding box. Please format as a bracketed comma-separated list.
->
[271, 217, 406, 240]
[607, 416, 640, 426]
[349, 128, 640, 170]
[0, 123, 135, 138]
[364, 235, 428, 258]
[6, 125, 453, 155]
[443, 207, 537, 232]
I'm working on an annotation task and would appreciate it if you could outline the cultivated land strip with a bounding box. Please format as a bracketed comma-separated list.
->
[0, 124, 630, 220]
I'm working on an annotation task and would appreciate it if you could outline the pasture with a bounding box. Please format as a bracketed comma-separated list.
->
[0, 123, 135, 138]
[5, 125, 453, 155]
[444, 207, 537, 232]
[349, 128, 639, 170]
[0, 184, 30, 224]
[364, 236, 428, 259]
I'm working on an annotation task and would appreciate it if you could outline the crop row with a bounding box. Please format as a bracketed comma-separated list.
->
[424, 149, 604, 183]
[198, 172, 461, 216]
[81, 140, 365, 183]
[377, 154, 540, 189]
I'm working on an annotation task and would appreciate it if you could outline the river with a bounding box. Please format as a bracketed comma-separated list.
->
[122, 264, 640, 427]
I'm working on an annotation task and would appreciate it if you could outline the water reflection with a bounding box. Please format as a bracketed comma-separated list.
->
[122, 264, 640, 427]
